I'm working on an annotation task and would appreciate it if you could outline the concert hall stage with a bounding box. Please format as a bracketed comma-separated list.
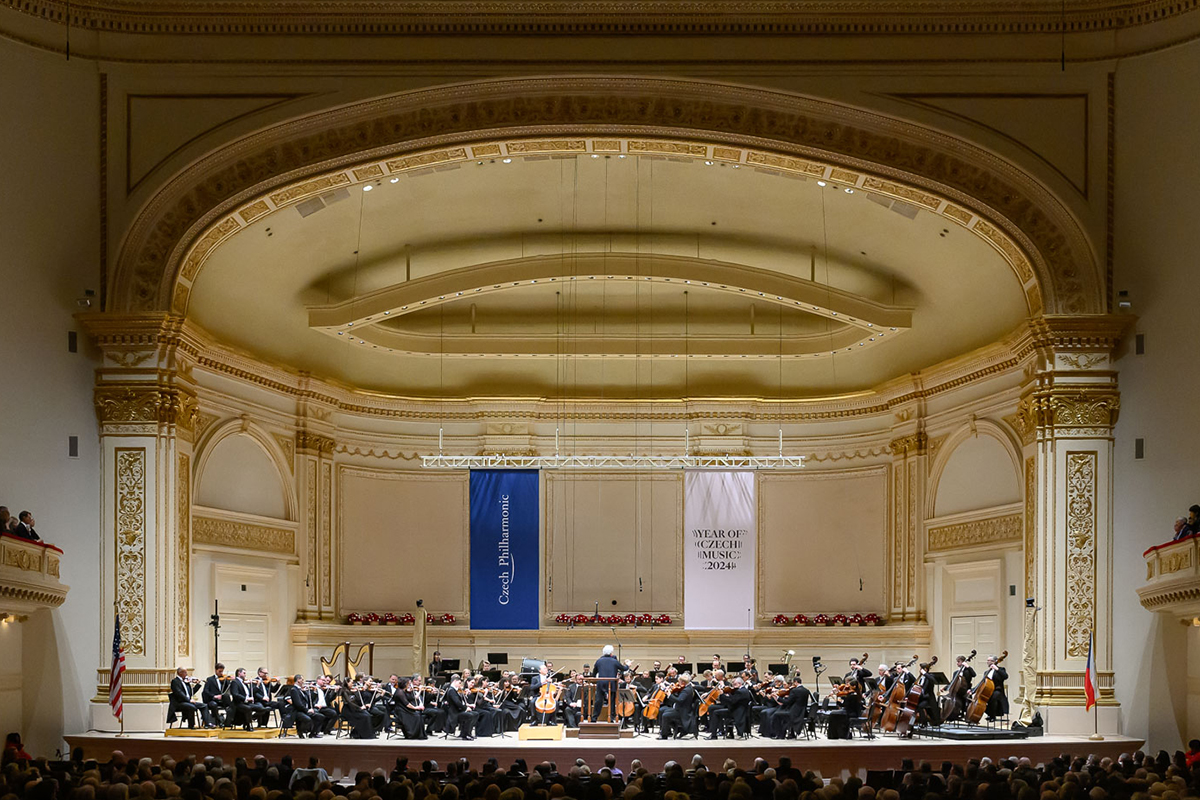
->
[66, 731, 1142, 778]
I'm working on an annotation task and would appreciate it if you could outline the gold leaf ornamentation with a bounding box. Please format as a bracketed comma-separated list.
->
[115, 448, 146, 656]
[1065, 452, 1096, 659]
[928, 514, 1022, 552]
[192, 515, 294, 554]
[177, 453, 190, 658]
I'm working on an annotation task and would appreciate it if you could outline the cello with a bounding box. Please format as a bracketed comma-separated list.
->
[894, 656, 937, 738]
[938, 649, 977, 723]
[964, 650, 1007, 724]
[878, 655, 918, 732]
[534, 680, 562, 716]
[643, 683, 668, 720]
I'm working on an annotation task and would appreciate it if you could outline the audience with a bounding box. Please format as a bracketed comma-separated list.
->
[1, 506, 46, 543]
[1, 738, 1195, 800]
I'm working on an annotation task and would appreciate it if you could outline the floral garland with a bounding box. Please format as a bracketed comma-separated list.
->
[346, 611, 456, 625]
[554, 612, 671, 625]
[771, 612, 882, 626]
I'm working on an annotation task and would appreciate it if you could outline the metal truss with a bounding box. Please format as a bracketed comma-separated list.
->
[420, 453, 806, 470]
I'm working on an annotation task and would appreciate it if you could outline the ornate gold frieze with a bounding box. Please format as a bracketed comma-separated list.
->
[177, 453, 190, 658]
[1162, 550, 1193, 575]
[115, 448, 146, 657]
[928, 513, 1022, 552]
[296, 430, 336, 455]
[1064, 451, 1097, 659]
[94, 385, 199, 432]
[108, 78, 1104, 323]
[192, 515, 295, 554]
[3, 547, 42, 571]
[889, 431, 927, 457]
[1017, 388, 1120, 437]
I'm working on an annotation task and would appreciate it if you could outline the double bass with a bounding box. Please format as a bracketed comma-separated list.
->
[894, 656, 937, 738]
[964, 650, 1007, 724]
[938, 649, 977, 723]
[878, 655, 918, 732]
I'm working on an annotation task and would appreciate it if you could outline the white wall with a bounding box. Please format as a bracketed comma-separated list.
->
[0, 39, 102, 755]
[1112, 35, 1200, 751]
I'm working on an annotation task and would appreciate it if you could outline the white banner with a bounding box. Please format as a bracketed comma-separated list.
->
[683, 471, 756, 630]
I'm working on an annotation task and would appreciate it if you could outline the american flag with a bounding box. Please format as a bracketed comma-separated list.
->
[109, 612, 125, 720]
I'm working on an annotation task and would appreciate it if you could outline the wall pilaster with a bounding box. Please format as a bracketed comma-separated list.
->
[1016, 314, 1129, 731]
[889, 428, 927, 623]
[83, 314, 199, 731]
[295, 392, 337, 622]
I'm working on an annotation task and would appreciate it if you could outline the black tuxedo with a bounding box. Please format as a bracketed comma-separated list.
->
[230, 678, 267, 728]
[441, 686, 477, 738]
[168, 677, 210, 727]
[307, 686, 338, 733]
[916, 673, 940, 725]
[591, 653, 621, 721]
[201, 674, 229, 723]
[563, 682, 585, 728]
[981, 666, 1009, 718]
[11, 522, 39, 541]
[659, 684, 698, 738]
[282, 684, 315, 735]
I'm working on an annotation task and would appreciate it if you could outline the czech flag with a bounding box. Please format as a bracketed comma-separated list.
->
[1084, 631, 1098, 711]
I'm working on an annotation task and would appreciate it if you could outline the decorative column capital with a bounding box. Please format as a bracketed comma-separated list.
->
[888, 431, 927, 457]
[1017, 388, 1120, 442]
[93, 384, 200, 434]
[296, 430, 336, 456]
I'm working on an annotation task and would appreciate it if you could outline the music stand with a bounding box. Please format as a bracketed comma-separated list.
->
[767, 663, 790, 676]
[488, 653, 509, 666]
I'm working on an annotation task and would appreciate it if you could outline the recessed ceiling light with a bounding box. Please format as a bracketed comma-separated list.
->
[817, 180, 827, 187]
[845, 188, 855, 194]
[338, 331, 343, 335]
[348, 322, 354, 326]
[618, 154, 627, 159]
[384, 311, 390, 314]
[362, 185, 372, 192]
[732, 165, 740, 169]
[704, 160, 714, 166]
[502, 158, 512, 163]
[591, 154, 599, 159]
[389, 177, 399, 183]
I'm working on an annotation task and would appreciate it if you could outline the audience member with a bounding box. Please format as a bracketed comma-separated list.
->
[10, 511, 40, 541]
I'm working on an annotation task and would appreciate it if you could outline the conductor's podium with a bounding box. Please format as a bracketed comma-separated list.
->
[518, 724, 564, 740]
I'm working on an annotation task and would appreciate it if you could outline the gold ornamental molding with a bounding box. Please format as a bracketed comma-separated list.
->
[114, 447, 147, 657]
[927, 513, 1022, 553]
[296, 430, 336, 456]
[105, 78, 1102, 320]
[1017, 387, 1120, 439]
[1064, 451, 1097, 660]
[5, 0, 1197, 38]
[888, 431, 927, 457]
[192, 514, 296, 556]
[94, 384, 200, 433]
[81, 309, 1040, 421]
[93, 668, 174, 704]
[0, 536, 69, 616]
[177, 453, 190, 659]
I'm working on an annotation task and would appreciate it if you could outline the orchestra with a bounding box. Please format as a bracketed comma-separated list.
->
[166, 645, 1011, 741]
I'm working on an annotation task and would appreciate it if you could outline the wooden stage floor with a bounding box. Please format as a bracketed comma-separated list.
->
[66, 731, 1143, 777]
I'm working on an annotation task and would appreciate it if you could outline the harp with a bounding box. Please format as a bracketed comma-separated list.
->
[319, 641, 375, 679]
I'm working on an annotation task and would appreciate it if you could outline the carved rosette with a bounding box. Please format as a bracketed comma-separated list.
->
[115, 448, 146, 657]
[1065, 452, 1097, 659]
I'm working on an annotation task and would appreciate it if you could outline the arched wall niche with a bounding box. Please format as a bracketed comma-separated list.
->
[109, 76, 1104, 320]
[927, 419, 1023, 518]
[194, 418, 297, 521]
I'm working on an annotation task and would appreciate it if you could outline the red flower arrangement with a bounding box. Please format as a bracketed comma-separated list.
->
[794, 614, 809, 625]
[637, 613, 653, 624]
[832, 613, 848, 626]
[624, 613, 637, 624]
[656, 614, 672, 625]
[347, 612, 363, 624]
[382, 613, 399, 625]
[401, 613, 415, 624]
[364, 612, 380, 624]
[573, 614, 589, 625]
[864, 613, 882, 625]
[850, 613, 864, 625]
[440, 613, 456, 625]
[772, 614, 791, 625]
[813, 613, 830, 625]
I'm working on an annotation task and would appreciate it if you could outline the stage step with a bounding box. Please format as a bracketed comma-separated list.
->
[216, 728, 282, 739]
[164, 728, 219, 738]
[565, 727, 636, 739]
[578, 721, 621, 740]
[518, 724, 564, 741]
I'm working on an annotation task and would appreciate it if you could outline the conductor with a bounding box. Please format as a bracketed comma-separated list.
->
[591, 644, 621, 722]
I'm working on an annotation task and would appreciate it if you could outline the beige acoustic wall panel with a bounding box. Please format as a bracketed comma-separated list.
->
[759, 467, 888, 616]
[337, 467, 469, 617]
[546, 473, 681, 617]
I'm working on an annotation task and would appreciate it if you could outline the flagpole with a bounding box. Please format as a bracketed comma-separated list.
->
[1088, 631, 1104, 741]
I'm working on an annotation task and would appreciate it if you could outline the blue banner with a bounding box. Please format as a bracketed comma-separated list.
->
[470, 470, 540, 630]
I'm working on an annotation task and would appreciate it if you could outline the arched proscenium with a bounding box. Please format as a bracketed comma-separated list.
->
[309, 252, 913, 358]
[109, 78, 1102, 319]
